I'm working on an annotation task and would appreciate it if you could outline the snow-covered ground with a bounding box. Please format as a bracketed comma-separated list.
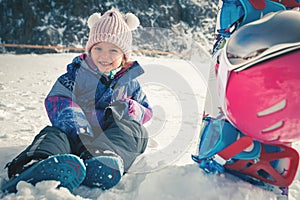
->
[0, 53, 299, 200]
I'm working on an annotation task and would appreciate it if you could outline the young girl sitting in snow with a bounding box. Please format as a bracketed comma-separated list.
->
[2, 9, 152, 192]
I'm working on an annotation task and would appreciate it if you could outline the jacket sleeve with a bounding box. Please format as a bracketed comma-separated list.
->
[130, 84, 153, 124]
[45, 60, 94, 141]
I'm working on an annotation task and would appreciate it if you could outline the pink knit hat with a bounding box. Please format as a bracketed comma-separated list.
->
[86, 9, 140, 60]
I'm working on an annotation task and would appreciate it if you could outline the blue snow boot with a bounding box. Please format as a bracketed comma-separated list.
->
[1, 154, 86, 193]
[81, 150, 124, 190]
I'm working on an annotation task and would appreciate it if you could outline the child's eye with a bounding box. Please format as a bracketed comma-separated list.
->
[94, 47, 102, 51]
[110, 49, 119, 53]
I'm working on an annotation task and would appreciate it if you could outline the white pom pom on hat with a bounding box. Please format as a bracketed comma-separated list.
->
[87, 11, 140, 30]
[87, 13, 101, 29]
[124, 13, 140, 30]
[85, 9, 140, 60]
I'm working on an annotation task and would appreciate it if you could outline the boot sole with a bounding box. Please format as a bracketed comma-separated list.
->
[1, 154, 86, 193]
[82, 156, 122, 190]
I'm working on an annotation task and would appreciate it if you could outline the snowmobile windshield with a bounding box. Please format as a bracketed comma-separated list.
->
[198, 124, 221, 157]
[226, 10, 300, 71]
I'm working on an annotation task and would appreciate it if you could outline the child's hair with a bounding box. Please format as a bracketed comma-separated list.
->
[86, 9, 140, 60]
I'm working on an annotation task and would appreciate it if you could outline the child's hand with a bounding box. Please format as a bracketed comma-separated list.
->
[125, 99, 142, 118]
[109, 99, 144, 123]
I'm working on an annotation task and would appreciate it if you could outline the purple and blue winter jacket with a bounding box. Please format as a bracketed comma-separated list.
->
[44, 54, 152, 142]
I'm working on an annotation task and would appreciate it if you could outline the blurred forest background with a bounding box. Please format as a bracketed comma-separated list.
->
[0, 0, 218, 54]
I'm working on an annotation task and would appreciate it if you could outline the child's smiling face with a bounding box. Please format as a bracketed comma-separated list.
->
[90, 42, 124, 73]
